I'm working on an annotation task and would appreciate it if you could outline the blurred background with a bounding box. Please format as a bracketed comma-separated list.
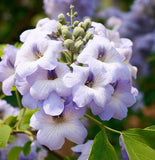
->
[0, 0, 155, 159]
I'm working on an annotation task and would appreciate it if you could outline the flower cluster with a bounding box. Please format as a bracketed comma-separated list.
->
[0, 99, 47, 160]
[0, 6, 137, 153]
[0, 134, 47, 160]
[97, 0, 155, 76]
[43, 0, 100, 20]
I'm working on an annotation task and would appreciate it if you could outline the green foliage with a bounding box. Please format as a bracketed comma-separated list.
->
[0, 44, 7, 57]
[0, 124, 12, 149]
[64, 156, 78, 160]
[122, 127, 155, 160]
[145, 125, 155, 130]
[45, 154, 60, 160]
[7, 146, 23, 160]
[11, 85, 17, 92]
[18, 108, 37, 130]
[14, 42, 22, 49]
[23, 141, 32, 156]
[88, 129, 118, 160]
[4, 116, 18, 128]
[6, 141, 32, 160]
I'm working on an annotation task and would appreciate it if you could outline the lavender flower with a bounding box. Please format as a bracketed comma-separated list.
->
[20, 18, 58, 43]
[12, 10, 138, 152]
[43, 0, 100, 20]
[0, 45, 18, 95]
[131, 0, 155, 18]
[98, 0, 155, 76]
[19, 141, 47, 160]
[15, 39, 63, 78]
[30, 101, 87, 150]
[119, 136, 129, 160]
[0, 99, 19, 120]
[72, 140, 93, 160]
[25, 62, 71, 115]
[131, 32, 155, 76]
[63, 63, 114, 109]
[77, 35, 131, 82]
[94, 79, 137, 120]
[27, 62, 71, 100]
[0, 134, 47, 160]
[15, 75, 38, 110]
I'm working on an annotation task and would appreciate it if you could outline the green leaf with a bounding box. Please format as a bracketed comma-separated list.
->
[88, 129, 118, 160]
[145, 125, 155, 131]
[0, 124, 12, 149]
[23, 141, 32, 156]
[11, 85, 17, 92]
[18, 108, 37, 130]
[4, 116, 18, 127]
[0, 44, 7, 57]
[122, 128, 155, 160]
[0, 120, 3, 124]
[14, 42, 22, 49]
[7, 146, 23, 160]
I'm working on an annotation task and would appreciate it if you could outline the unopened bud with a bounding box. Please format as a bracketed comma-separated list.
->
[74, 12, 78, 17]
[84, 31, 94, 43]
[61, 25, 69, 31]
[70, 5, 74, 9]
[78, 22, 85, 28]
[58, 13, 66, 24]
[62, 29, 72, 40]
[73, 21, 79, 27]
[57, 22, 62, 34]
[63, 39, 75, 51]
[75, 40, 83, 51]
[83, 18, 92, 30]
[73, 27, 85, 39]
[66, 12, 70, 17]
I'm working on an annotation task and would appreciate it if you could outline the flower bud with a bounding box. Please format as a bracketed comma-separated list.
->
[57, 22, 62, 34]
[62, 29, 72, 40]
[78, 22, 85, 28]
[73, 27, 85, 39]
[74, 12, 78, 17]
[73, 21, 79, 27]
[63, 39, 75, 51]
[74, 40, 83, 52]
[83, 31, 94, 43]
[83, 18, 92, 30]
[58, 13, 66, 24]
[61, 25, 69, 31]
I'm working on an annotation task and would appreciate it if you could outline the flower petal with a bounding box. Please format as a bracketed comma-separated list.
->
[2, 74, 15, 96]
[30, 80, 54, 100]
[22, 93, 38, 110]
[64, 120, 87, 144]
[43, 92, 64, 116]
[37, 127, 65, 150]
[73, 85, 93, 107]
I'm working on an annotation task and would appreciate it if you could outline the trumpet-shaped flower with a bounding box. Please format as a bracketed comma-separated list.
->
[30, 101, 87, 150]
[92, 79, 137, 120]
[20, 18, 57, 43]
[27, 62, 71, 100]
[77, 36, 130, 83]
[15, 39, 63, 78]
[72, 140, 93, 160]
[63, 63, 113, 108]
[0, 45, 18, 95]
